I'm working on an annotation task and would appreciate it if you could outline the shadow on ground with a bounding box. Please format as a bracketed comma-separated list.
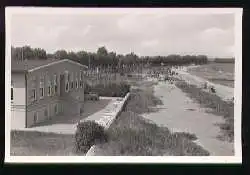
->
[10, 130, 75, 156]
[33, 99, 111, 127]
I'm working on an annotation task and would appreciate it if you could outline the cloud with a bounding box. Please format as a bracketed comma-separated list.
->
[200, 27, 234, 45]
[141, 39, 159, 47]
[10, 12, 235, 57]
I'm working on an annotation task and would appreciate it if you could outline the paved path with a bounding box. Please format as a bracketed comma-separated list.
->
[13, 97, 120, 135]
[83, 94, 130, 129]
[143, 81, 234, 156]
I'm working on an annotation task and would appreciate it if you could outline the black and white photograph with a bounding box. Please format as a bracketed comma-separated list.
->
[5, 7, 242, 163]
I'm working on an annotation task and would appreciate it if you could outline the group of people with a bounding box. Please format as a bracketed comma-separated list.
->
[146, 67, 178, 84]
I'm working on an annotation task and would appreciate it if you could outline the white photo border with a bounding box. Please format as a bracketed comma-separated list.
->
[5, 7, 242, 163]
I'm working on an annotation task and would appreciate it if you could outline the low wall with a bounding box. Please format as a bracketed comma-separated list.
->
[94, 92, 131, 130]
[85, 92, 131, 156]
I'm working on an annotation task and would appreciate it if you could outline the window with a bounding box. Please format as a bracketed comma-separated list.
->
[65, 71, 69, 92]
[79, 71, 83, 88]
[11, 87, 13, 101]
[30, 76, 37, 102]
[11, 81, 13, 102]
[53, 74, 57, 95]
[66, 82, 69, 92]
[31, 89, 36, 102]
[75, 72, 78, 89]
[47, 79, 52, 96]
[33, 112, 38, 123]
[54, 104, 58, 115]
[39, 76, 45, 99]
[70, 72, 74, 89]
[40, 87, 44, 98]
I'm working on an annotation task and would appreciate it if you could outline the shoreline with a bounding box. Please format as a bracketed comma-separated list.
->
[172, 66, 234, 102]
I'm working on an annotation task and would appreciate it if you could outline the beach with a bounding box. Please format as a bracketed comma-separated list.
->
[171, 65, 234, 102]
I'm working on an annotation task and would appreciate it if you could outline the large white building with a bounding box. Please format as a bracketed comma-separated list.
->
[11, 59, 88, 129]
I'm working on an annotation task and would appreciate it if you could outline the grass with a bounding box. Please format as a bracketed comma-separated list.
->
[175, 80, 234, 142]
[86, 82, 130, 97]
[11, 130, 76, 156]
[188, 62, 235, 88]
[100, 112, 209, 156]
[124, 87, 163, 114]
[93, 81, 210, 156]
[11, 78, 214, 156]
[208, 78, 234, 88]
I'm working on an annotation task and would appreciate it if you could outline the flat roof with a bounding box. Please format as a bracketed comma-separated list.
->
[11, 59, 88, 73]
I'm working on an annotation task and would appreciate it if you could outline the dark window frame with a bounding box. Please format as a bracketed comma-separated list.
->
[31, 88, 37, 102]
[11, 87, 13, 101]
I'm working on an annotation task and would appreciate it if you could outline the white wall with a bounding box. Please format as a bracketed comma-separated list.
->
[11, 73, 26, 129]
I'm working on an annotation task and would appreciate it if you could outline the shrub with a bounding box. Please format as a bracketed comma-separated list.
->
[86, 82, 130, 97]
[74, 121, 108, 153]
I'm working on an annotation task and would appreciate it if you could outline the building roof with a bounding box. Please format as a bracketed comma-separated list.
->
[12, 59, 88, 73]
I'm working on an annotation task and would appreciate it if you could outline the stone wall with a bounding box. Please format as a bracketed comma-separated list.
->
[85, 92, 131, 156]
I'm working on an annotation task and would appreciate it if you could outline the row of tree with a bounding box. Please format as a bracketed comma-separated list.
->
[11, 45, 209, 68]
[140, 55, 208, 66]
[213, 58, 235, 63]
[11, 46, 47, 60]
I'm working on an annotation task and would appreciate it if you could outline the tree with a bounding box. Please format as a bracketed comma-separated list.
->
[54, 50, 68, 60]
[76, 51, 89, 66]
[46, 53, 54, 59]
[33, 48, 47, 59]
[68, 51, 79, 63]
[21, 45, 34, 60]
[11, 45, 210, 68]
[11, 46, 35, 60]
[11, 46, 20, 61]
[108, 51, 118, 68]
[97, 46, 108, 56]
[123, 52, 138, 66]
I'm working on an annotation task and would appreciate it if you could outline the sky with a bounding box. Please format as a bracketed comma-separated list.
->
[10, 11, 235, 58]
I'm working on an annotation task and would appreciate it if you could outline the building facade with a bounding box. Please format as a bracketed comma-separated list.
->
[11, 59, 88, 129]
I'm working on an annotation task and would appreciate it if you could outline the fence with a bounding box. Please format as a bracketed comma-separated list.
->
[84, 67, 143, 87]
